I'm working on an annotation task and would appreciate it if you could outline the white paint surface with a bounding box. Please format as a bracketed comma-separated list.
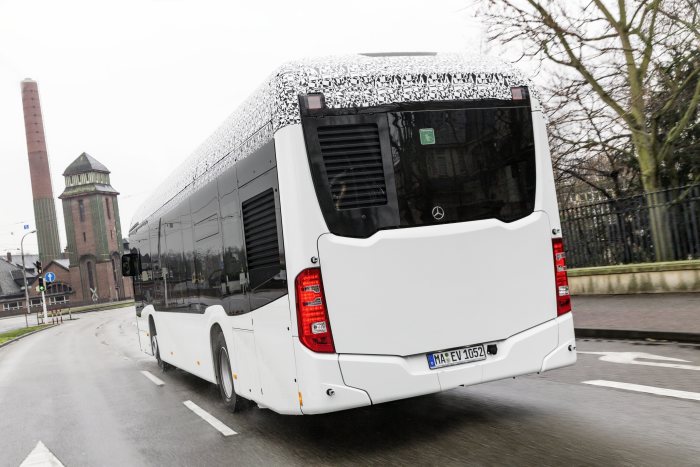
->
[319, 211, 556, 355]
[584, 380, 700, 402]
[20, 441, 65, 467]
[183, 400, 237, 436]
[579, 351, 700, 371]
[140, 370, 165, 386]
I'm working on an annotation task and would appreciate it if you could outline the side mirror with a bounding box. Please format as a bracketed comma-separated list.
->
[121, 253, 141, 277]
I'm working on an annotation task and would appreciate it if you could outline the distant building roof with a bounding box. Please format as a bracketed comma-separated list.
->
[51, 259, 70, 270]
[63, 152, 110, 176]
[9, 254, 39, 270]
[0, 259, 23, 298]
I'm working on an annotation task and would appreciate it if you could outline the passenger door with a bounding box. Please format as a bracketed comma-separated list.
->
[238, 147, 296, 408]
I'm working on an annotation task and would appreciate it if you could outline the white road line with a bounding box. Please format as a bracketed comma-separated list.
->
[579, 351, 700, 371]
[140, 370, 165, 386]
[20, 441, 65, 466]
[183, 400, 237, 436]
[583, 380, 700, 402]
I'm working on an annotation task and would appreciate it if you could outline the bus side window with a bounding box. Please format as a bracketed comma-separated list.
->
[218, 165, 251, 315]
[191, 180, 224, 309]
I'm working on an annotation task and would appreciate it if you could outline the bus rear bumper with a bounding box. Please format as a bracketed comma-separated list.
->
[337, 313, 576, 406]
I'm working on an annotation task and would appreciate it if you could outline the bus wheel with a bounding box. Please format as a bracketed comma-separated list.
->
[213, 331, 245, 412]
[151, 326, 171, 372]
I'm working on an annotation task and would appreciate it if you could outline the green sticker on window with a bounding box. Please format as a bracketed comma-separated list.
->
[419, 128, 436, 145]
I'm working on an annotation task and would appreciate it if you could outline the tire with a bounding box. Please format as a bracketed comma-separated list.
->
[150, 323, 171, 372]
[213, 331, 246, 412]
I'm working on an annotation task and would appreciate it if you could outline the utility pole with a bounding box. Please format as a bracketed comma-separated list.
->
[21, 229, 37, 328]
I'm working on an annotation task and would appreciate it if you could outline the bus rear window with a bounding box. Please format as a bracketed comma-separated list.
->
[303, 103, 537, 238]
[389, 106, 536, 228]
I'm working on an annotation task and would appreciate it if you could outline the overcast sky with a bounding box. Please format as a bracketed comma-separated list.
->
[0, 0, 493, 255]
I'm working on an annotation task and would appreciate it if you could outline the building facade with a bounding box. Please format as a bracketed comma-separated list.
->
[0, 254, 73, 315]
[59, 153, 132, 302]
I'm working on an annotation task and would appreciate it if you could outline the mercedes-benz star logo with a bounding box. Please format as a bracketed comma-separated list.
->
[431, 205, 445, 221]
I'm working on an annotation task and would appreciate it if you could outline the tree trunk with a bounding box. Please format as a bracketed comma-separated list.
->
[646, 191, 674, 261]
[636, 141, 675, 261]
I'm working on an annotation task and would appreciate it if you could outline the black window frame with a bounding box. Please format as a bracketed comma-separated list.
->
[301, 98, 536, 238]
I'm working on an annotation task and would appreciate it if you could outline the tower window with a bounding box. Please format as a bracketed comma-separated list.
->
[78, 200, 85, 222]
[87, 261, 95, 290]
[83, 232, 86, 242]
[105, 198, 111, 220]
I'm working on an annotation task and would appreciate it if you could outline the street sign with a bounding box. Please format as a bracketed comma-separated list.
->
[23, 224, 30, 230]
[45, 272, 56, 283]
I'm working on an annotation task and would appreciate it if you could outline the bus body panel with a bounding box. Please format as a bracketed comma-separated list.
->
[273, 125, 332, 335]
[154, 311, 215, 382]
[541, 312, 577, 372]
[318, 211, 556, 356]
[292, 340, 371, 415]
[337, 314, 567, 406]
[230, 328, 261, 398]
[135, 305, 154, 356]
[251, 296, 300, 414]
[530, 102, 563, 231]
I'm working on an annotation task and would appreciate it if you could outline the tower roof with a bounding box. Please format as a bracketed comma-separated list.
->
[63, 152, 110, 176]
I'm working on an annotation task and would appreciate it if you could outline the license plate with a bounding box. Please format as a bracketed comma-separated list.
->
[427, 344, 486, 370]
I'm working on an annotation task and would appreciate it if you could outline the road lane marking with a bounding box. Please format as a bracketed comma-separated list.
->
[579, 351, 700, 371]
[183, 400, 237, 436]
[141, 370, 165, 386]
[583, 380, 700, 401]
[20, 440, 65, 466]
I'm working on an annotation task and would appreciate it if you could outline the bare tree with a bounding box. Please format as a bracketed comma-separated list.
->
[546, 73, 637, 207]
[477, 0, 700, 260]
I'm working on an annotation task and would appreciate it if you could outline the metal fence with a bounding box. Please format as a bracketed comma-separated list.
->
[560, 184, 700, 268]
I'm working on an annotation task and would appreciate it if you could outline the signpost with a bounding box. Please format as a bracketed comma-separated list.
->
[35, 261, 48, 323]
[45, 272, 55, 283]
[20, 230, 36, 328]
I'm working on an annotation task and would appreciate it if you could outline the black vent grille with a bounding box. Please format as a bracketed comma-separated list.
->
[318, 124, 387, 210]
[242, 189, 279, 272]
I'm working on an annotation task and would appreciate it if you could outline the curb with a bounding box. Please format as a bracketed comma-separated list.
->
[0, 324, 57, 350]
[575, 328, 700, 344]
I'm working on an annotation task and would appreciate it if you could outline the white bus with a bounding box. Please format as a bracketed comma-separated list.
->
[122, 53, 577, 415]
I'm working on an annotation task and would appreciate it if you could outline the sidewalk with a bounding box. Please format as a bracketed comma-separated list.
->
[572, 293, 700, 343]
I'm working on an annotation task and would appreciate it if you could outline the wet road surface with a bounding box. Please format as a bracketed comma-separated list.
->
[0, 307, 698, 466]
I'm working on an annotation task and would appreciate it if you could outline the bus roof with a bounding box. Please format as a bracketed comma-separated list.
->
[131, 53, 532, 229]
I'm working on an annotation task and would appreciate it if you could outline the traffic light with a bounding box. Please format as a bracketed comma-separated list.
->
[38, 277, 45, 292]
[35, 260, 42, 275]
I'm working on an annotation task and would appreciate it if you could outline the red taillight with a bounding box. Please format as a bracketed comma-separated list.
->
[295, 268, 335, 353]
[552, 238, 572, 315]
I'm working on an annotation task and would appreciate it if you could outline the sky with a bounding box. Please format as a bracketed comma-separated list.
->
[0, 0, 495, 255]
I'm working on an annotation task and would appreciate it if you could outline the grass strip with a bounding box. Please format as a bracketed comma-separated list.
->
[0, 325, 50, 345]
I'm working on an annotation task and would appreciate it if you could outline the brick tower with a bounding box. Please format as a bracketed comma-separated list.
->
[59, 153, 131, 302]
[20, 79, 62, 263]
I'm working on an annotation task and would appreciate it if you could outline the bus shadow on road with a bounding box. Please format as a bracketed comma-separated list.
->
[240, 388, 540, 462]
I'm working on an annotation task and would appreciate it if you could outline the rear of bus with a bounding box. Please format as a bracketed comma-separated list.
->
[275, 81, 577, 414]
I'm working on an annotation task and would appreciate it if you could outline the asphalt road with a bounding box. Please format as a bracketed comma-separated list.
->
[0, 308, 698, 466]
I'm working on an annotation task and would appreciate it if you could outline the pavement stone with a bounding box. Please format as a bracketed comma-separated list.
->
[571, 293, 700, 335]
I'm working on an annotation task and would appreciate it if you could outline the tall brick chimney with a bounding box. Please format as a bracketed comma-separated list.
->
[6, 252, 11, 263]
[20, 79, 62, 264]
